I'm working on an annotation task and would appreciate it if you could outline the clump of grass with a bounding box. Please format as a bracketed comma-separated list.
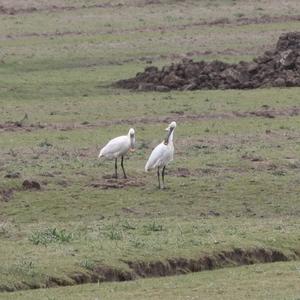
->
[122, 220, 136, 230]
[105, 228, 123, 240]
[143, 221, 164, 232]
[29, 228, 73, 245]
[8, 149, 17, 157]
[38, 139, 53, 148]
[137, 141, 149, 150]
[0, 222, 11, 238]
[272, 170, 286, 176]
[288, 162, 300, 169]
[14, 258, 37, 277]
[130, 237, 146, 249]
[234, 12, 245, 18]
[80, 258, 96, 271]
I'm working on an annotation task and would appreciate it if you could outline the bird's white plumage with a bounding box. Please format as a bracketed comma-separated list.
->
[145, 142, 174, 171]
[145, 121, 176, 172]
[99, 128, 135, 160]
[99, 136, 130, 159]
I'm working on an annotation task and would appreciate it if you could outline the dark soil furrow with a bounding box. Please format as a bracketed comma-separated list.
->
[1, 106, 299, 133]
[2, 15, 300, 41]
[0, 247, 299, 293]
[0, 1, 162, 16]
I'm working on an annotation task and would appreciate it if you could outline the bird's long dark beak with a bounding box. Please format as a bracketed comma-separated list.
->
[164, 128, 173, 145]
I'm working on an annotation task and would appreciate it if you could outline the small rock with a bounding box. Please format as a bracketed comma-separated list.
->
[208, 210, 220, 217]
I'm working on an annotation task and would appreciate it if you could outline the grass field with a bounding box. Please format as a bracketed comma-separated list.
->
[1, 0, 300, 298]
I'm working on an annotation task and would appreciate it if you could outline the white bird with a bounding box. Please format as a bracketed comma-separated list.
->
[98, 128, 135, 179]
[145, 121, 176, 189]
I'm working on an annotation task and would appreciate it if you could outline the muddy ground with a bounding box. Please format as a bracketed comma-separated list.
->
[116, 32, 300, 91]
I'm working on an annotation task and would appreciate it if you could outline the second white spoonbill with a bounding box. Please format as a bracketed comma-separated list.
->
[145, 121, 176, 189]
[98, 128, 135, 178]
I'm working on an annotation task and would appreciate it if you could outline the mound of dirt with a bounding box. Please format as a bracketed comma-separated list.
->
[22, 180, 41, 190]
[115, 32, 300, 91]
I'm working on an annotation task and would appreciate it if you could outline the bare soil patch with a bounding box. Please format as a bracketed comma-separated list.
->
[90, 177, 145, 189]
[0, 179, 41, 202]
[3, 14, 300, 41]
[22, 180, 41, 190]
[124, 14, 300, 35]
[116, 32, 300, 91]
[0, 1, 162, 16]
[1, 106, 299, 134]
[0, 189, 14, 202]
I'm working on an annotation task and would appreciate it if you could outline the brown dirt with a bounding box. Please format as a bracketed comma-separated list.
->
[0, 189, 14, 202]
[3, 14, 300, 41]
[1, 106, 299, 134]
[0, 247, 298, 293]
[0, 179, 40, 201]
[121, 207, 142, 215]
[123, 14, 300, 37]
[126, 248, 292, 277]
[170, 158, 284, 178]
[116, 32, 300, 91]
[0, 1, 162, 16]
[22, 180, 41, 190]
[0, 120, 33, 132]
[90, 177, 145, 189]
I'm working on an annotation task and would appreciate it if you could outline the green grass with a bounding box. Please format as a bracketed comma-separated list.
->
[0, 0, 300, 296]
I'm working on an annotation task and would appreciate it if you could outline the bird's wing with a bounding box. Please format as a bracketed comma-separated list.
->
[145, 142, 167, 171]
[99, 136, 129, 158]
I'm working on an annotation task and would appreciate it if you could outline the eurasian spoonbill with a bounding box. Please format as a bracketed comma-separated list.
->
[99, 128, 135, 178]
[145, 121, 176, 189]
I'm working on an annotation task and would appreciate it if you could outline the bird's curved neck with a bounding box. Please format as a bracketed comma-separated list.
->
[164, 129, 174, 145]
[128, 133, 135, 149]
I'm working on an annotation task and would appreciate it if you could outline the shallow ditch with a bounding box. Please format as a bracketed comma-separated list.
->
[1, 247, 299, 293]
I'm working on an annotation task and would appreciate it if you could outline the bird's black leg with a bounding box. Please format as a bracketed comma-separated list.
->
[162, 166, 166, 189]
[113, 158, 118, 178]
[157, 167, 161, 189]
[121, 156, 127, 179]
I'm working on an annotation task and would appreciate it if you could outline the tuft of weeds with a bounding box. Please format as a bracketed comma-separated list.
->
[0, 222, 10, 238]
[8, 149, 18, 157]
[29, 228, 73, 246]
[122, 220, 136, 231]
[105, 228, 123, 241]
[38, 139, 53, 148]
[143, 221, 164, 233]
[234, 12, 245, 18]
[79, 258, 96, 271]
[130, 237, 146, 249]
[272, 170, 286, 176]
[14, 258, 37, 277]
